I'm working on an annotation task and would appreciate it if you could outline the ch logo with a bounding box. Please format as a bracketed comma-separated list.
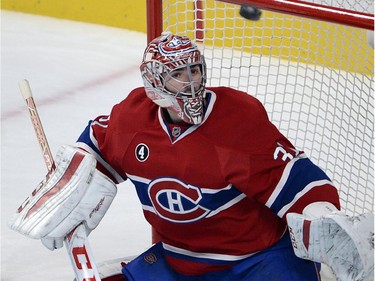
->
[166, 36, 190, 48]
[148, 178, 210, 223]
[144, 253, 157, 264]
[72, 246, 97, 281]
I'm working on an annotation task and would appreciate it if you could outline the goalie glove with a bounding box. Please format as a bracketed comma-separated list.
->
[9, 145, 117, 250]
[286, 202, 374, 281]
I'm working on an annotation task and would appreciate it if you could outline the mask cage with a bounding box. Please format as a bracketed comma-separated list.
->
[141, 54, 207, 102]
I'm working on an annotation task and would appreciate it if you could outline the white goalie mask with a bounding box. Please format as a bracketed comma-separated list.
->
[140, 33, 207, 125]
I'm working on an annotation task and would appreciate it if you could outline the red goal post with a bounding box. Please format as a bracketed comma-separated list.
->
[146, 0, 374, 242]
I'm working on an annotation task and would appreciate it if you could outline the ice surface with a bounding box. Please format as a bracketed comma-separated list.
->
[1, 10, 151, 280]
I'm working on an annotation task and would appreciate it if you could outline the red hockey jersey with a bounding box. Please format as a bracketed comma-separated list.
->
[77, 86, 340, 275]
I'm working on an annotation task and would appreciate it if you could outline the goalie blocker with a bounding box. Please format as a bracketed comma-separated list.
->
[287, 202, 374, 281]
[9, 145, 117, 250]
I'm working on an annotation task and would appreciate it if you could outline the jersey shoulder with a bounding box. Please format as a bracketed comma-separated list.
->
[110, 87, 159, 132]
[114, 87, 154, 115]
[204, 86, 295, 153]
[207, 86, 265, 115]
[206, 86, 270, 133]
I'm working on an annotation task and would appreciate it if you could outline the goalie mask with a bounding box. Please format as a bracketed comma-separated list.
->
[140, 33, 207, 124]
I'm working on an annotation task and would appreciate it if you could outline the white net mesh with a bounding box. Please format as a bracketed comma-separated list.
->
[160, 0, 374, 216]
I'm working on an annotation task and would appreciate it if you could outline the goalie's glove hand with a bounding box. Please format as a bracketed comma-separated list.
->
[287, 202, 374, 281]
[8, 145, 117, 251]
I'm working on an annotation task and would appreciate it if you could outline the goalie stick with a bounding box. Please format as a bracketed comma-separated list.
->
[19, 79, 102, 281]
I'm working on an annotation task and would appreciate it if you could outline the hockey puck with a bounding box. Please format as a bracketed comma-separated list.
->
[239, 5, 262, 21]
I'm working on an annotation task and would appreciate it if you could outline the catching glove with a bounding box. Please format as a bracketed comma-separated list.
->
[9, 145, 117, 250]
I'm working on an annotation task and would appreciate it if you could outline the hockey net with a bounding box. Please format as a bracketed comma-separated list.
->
[147, 0, 374, 218]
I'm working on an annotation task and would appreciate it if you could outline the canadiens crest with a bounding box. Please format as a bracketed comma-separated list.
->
[144, 253, 157, 264]
[148, 178, 210, 223]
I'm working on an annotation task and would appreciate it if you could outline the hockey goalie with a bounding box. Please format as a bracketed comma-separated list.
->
[9, 33, 374, 281]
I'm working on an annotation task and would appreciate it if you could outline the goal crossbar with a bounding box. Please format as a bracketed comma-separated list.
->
[218, 0, 374, 30]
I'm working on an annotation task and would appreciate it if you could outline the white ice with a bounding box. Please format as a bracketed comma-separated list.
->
[2, 10, 152, 280]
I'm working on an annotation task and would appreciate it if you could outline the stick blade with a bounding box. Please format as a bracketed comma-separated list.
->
[19, 79, 33, 99]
